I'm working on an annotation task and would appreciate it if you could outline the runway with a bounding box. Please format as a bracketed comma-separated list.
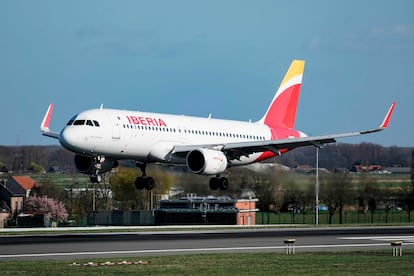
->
[0, 226, 413, 261]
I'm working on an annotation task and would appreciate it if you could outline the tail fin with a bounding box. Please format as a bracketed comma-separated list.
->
[258, 60, 305, 129]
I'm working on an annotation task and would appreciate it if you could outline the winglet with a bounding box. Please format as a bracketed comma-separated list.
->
[379, 102, 396, 129]
[41, 103, 54, 131]
[40, 103, 59, 139]
[360, 102, 396, 135]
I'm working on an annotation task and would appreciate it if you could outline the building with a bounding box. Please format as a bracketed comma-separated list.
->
[86, 195, 258, 226]
[155, 195, 258, 226]
[0, 176, 38, 227]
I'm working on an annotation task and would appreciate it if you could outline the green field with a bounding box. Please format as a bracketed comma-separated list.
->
[1, 251, 413, 275]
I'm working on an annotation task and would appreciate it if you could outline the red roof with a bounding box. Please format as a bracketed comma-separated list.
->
[12, 176, 37, 190]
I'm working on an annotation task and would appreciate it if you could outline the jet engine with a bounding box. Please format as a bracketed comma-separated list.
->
[186, 148, 227, 175]
[74, 154, 118, 175]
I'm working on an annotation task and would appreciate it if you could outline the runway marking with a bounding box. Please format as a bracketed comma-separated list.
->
[1, 242, 413, 259]
[340, 236, 414, 242]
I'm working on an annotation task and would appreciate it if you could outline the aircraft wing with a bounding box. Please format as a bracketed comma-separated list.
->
[40, 103, 60, 139]
[172, 102, 396, 160]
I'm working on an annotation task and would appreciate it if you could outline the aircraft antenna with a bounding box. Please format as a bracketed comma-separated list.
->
[100, 104, 104, 110]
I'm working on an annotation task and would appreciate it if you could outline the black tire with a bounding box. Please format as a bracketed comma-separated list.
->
[209, 177, 219, 190]
[90, 175, 97, 183]
[219, 177, 229, 191]
[135, 177, 145, 190]
[144, 177, 155, 190]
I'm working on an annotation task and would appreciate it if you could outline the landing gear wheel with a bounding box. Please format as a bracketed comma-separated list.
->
[90, 175, 102, 183]
[135, 177, 145, 190]
[209, 177, 219, 190]
[218, 177, 229, 191]
[144, 177, 155, 190]
[135, 176, 155, 190]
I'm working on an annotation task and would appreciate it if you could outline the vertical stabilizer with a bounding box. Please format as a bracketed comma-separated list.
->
[258, 60, 305, 129]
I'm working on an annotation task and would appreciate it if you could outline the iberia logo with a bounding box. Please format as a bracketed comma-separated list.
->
[126, 115, 167, 127]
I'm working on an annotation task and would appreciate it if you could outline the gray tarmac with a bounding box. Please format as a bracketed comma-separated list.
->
[0, 225, 413, 261]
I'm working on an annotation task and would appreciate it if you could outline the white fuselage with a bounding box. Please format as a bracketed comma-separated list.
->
[59, 108, 273, 167]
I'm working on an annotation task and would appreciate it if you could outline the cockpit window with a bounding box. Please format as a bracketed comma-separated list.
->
[73, 120, 85, 125]
[86, 120, 94, 126]
[93, 120, 100, 127]
[66, 115, 77, 126]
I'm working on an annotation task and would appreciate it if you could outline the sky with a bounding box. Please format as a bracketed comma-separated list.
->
[1, 1, 413, 147]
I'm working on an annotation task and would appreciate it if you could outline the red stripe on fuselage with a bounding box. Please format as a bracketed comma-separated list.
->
[255, 127, 301, 162]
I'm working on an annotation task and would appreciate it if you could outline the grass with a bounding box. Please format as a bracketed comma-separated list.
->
[1, 251, 413, 275]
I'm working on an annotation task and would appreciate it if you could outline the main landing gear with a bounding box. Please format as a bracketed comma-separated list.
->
[209, 176, 229, 191]
[135, 162, 155, 190]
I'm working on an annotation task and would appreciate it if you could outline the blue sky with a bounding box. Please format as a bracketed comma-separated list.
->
[1, 1, 413, 146]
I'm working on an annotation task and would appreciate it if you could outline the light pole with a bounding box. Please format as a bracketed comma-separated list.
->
[315, 147, 320, 225]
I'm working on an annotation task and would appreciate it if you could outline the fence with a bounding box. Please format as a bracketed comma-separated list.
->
[257, 211, 413, 225]
[87, 210, 154, 226]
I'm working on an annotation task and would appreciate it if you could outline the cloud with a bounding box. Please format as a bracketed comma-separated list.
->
[370, 24, 414, 38]
[305, 24, 414, 54]
[74, 26, 159, 57]
[73, 26, 206, 59]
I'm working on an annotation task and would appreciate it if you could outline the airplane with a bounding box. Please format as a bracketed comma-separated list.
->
[40, 60, 396, 191]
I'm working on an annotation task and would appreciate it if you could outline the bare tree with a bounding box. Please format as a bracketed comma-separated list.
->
[320, 172, 354, 224]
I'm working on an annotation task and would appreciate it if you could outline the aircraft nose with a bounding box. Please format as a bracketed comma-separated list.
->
[59, 128, 81, 151]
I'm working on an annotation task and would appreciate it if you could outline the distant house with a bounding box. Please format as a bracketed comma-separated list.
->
[0, 176, 38, 227]
[0, 200, 10, 228]
[353, 165, 383, 173]
[0, 165, 9, 174]
[384, 167, 410, 174]
[47, 166, 61, 173]
[7, 176, 38, 197]
[295, 165, 330, 175]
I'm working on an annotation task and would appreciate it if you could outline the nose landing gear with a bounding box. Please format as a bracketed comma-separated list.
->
[89, 156, 106, 183]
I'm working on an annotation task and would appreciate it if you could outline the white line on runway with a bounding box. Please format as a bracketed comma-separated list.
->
[340, 236, 414, 242]
[1, 242, 413, 259]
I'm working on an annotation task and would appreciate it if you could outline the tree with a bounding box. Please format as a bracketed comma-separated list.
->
[33, 177, 65, 201]
[110, 168, 144, 210]
[320, 172, 354, 224]
[110, 166, 173, 210]
[358, 172, 380, 223]
[284, 180, 314, 224]
[25, 196, 68, 222]
[29, 162, 44, 173]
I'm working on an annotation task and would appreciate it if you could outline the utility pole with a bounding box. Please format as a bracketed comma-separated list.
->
[315, 147, 319, 225]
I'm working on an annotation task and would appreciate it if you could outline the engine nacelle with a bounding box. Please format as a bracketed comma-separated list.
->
[74, 154, 118, 175]
[186, 148, 227, 175]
